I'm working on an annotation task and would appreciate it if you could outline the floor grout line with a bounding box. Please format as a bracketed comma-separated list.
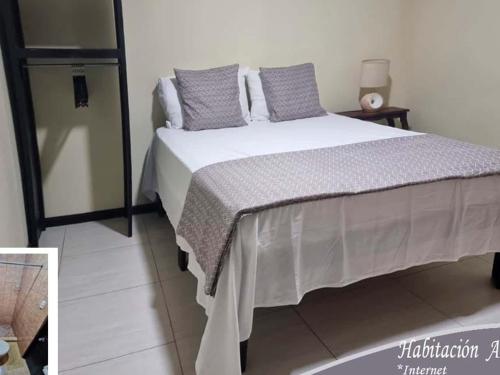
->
[394, 272, 468, 328]
[58, 226, 67, 276]
[293, 274, 467, 362]
[292, 306, 337, 360]
[58, 226, 163, 303]
[390, 262, 451, 280]
[61, 239, 149, 260]
[145, 217, 186, 375]
[59, 342, 175, 373]
[60, 216, 149, 259]
[476, 255, 493, 265]
[57, 218, 183, 374]
[403, 286, 465, 327]
[58, 280, 160, 304]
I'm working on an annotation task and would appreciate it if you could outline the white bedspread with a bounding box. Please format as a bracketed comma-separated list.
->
[142, 114, 500, 375]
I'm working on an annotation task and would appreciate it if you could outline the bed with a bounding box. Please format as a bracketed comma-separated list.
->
[142, 113, 500, 375]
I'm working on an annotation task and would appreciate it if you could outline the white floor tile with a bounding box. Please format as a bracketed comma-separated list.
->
[246, 309, 333, 375]
[59, 244, 158, 302]
[39, 226, 65, 248]
[299, 274, 393, 306]
[161, 273, 207, 341]
[59, 283, 174, 371]
[389, 262, 449, 279]
[60, 343, 182, 375]
[141, 213, 187, 281]
[297, 279, 459, 358]
[38, 226, 65, 265]
[175, 335, 201, 375]
[480, 252, 496, 264]
[63, 218, 148, 257]
[150, 238, 185, 282]
[57, 213, 498, 374]
[398, 257, 500, 326]
[176, 308, 333, 375]
[140, 213, 175, 242]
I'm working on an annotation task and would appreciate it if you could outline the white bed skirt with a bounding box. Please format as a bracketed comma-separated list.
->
[175, 175, 500, 375]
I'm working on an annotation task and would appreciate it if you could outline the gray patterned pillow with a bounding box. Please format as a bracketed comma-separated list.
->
[259, 63, 327, 122]
[174, 64, 248, 131]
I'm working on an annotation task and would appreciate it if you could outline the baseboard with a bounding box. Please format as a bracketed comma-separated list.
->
[132, 203, 158, 215]
[43, 203, 158, 228]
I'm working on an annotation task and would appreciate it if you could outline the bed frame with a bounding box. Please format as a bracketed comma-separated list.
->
[176, 244, 500, 372]
[177, 246, 500, 372]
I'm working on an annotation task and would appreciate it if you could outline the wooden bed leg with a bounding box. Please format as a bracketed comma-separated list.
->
[177, 246, 188, 272]
[240, 340, 248, 373]
[493, 253, 500, 289]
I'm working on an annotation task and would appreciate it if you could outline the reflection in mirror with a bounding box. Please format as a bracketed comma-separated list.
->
[0, 255, 44, 339]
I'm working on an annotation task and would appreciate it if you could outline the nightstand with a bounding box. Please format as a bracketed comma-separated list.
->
[337, 107, 410, 130]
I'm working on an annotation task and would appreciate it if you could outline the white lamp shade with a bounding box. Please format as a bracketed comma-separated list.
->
[360, 59, 390, 88]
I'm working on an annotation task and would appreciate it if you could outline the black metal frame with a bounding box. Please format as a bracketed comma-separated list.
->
[113, 0, 133, 237]
[493, 253, 500, 289]
[0, 0, 133, 245]
[44, 203, 156, 228]
[240, 340, 248, 372]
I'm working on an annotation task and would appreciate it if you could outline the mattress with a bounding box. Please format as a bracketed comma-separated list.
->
[145, 113, 420, 227]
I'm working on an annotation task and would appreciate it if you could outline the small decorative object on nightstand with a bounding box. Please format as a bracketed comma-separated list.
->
[359, 59, 390, 112]
[337, 107, 410, 130]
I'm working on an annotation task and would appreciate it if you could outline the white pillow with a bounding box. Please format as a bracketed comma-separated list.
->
[158, 66, 250, 129]
[247, 70, 270, 121]
[157, 78, 182, 129]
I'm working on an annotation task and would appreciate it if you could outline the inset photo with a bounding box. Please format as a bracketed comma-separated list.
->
[0, 252, 51, 375]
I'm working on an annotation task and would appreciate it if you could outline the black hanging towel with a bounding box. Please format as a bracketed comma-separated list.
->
[72, 66, 88, 108]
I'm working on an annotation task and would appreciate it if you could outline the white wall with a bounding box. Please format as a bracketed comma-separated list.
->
[19, 0, 410, 216]
[0, 52, 28, 246]
[405, 0, 500, 147]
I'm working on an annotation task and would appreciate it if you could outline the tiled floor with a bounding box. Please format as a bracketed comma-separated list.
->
[46, 214, 500, 374]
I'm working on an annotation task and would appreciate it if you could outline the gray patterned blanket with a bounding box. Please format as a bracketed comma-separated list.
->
[176, 134, 500, 296]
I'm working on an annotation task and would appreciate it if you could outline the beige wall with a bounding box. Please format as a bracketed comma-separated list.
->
[15, 0, 500, 217]
[405, 0, 500, 147]
[0, 52, 28, 246]
[29, 67, 124, 217]
[19, 0, 409, 216]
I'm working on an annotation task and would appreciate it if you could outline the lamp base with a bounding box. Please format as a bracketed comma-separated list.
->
[360, 93, 384, 112]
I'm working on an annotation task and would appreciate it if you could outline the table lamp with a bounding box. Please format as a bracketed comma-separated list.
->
[359, 59, 390, 112]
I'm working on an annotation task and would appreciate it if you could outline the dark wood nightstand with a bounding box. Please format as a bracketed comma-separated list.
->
[337, 107, 410, 130]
